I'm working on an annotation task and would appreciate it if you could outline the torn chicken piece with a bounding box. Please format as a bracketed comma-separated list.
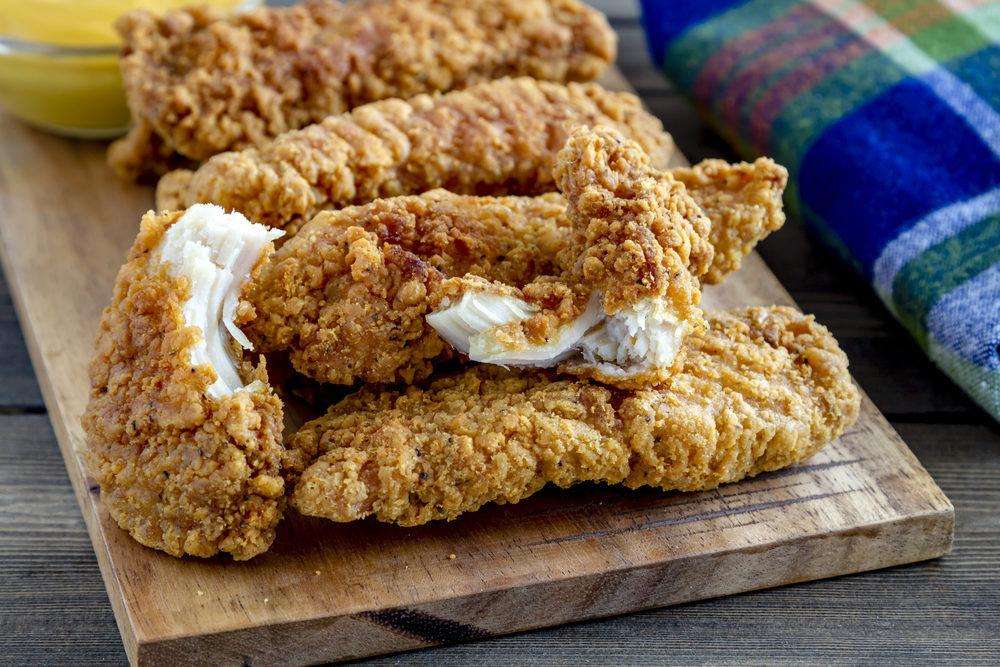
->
[110, 0, 616, 180]
[241, 191, 571, 385]
[155, 78, 675, 233]
[289, 306, 862, 526]
[674, 157, 788, 284]
[81, 204, 296, 560]
[427, 125, 713, 387]
[428, 272, 689, 384]
[243, 138, 788, 388]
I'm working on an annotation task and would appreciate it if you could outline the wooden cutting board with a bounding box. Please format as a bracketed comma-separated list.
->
[0, 70, 953, 666]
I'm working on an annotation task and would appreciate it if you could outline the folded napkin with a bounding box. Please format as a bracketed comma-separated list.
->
[642, 0, 1000, 420]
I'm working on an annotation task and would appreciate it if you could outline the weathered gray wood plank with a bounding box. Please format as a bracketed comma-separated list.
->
[0, 273, 45, 409]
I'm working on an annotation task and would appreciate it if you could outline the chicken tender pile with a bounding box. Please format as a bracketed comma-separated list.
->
[110, 0, 616, 179]
[85, 1, 859, 559]
[235, 127, 855, 532]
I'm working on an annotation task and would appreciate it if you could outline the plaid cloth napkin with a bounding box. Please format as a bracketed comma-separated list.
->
[641, 0, 1000, 420]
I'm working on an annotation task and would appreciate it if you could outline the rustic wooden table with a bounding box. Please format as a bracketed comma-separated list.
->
[2, 2, 998, 665]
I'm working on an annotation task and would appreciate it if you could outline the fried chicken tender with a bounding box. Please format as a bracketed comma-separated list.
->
[81, 205, 298, 560]
[154, 78, 675, 233]
[288, 306, 861, 526]
[675, 157, 788, 285]
[429, 125, 713, 386]
[241, 126, 709, 386]
[242, 191, 570, 385]
[243, 131, 786, 387]
[109, 0, 616, 180]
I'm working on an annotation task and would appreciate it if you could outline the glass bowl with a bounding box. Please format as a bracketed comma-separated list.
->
[0, 0, 263, 139]
[0, 37, 127, 138]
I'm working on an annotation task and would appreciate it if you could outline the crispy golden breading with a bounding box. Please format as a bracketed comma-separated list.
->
[242, 135, 790, 388]
[242, 157, 788, 388]
[675, 157, 788, 284]
[242, 191, 570, 385]
[242, 127, 711, 386]
[109, 0, 616, 180]
[82, 210, 293, 560]
[429, 125, 713, 386]
[288, 306, 861, 526]
[154, 78, 675, 232]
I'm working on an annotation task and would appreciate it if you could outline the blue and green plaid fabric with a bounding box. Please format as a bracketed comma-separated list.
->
[642, 0, 1000, 420]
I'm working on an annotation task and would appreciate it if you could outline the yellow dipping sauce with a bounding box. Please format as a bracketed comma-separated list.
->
[0, 0, 260, 138]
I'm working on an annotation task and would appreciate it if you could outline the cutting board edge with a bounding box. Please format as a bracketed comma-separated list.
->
[129, 505, 954, 667]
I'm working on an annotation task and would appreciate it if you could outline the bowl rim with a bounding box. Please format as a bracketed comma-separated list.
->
[0, 35, 118, 56]
[0, 0, 265, 56]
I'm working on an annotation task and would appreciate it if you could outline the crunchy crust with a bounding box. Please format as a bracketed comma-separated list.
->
[674, 157, 788, 284]
[243, 155, 788, 385]
[288, 306, 861, 526]
[242, 127, 711, 386]
[154, 78, 675, 232]
[481, 124, 712, 386]
[109, 0, 616, 180]
[242, 191, 570, 385]
[81, 210, 290, 560]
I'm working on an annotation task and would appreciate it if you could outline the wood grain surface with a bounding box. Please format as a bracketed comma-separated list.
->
[1, 2, 997, 666]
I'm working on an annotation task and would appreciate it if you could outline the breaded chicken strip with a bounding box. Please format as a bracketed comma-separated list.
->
[675, 157, 788, 285]
[109, 0, 616, 180]
[242, 191, 570, 385]
[81, 204, 300, 560]
[289, 306, 861, 526]
[242, 138, 785, 387]
[429, 126, 713, 387]
[155, 78, 675, 233]
[242, 127, 711, 386]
